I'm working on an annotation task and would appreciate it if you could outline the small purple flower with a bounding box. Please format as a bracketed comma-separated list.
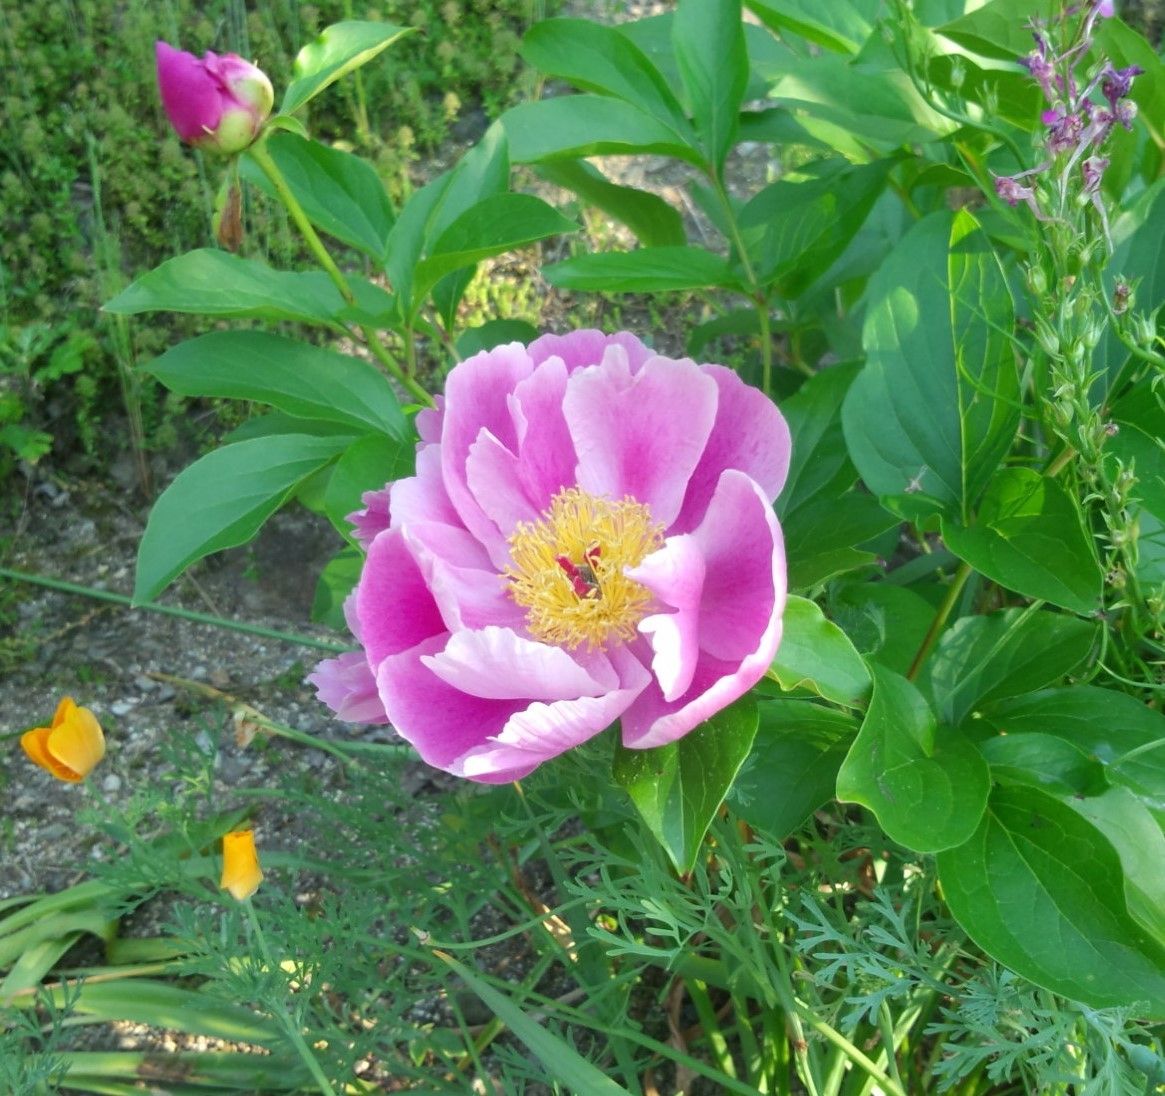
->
[1042, 108, 1085, 154]
[1100, 63, 1143, 111]
[1022, 52, 1057, 102]
[1081, 155, 1109, 193]
[995, 175, 1035, 207]
[1097, 0, 1115, 16]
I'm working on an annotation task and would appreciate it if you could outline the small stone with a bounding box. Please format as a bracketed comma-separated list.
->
[102, 774, 122, 793]
[209, 668, 230, 689]
[110, 700, 134, 717]
[134, 675, 157, 692]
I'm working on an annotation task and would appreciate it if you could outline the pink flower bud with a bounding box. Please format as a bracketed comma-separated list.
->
[155, 41, 274, 155]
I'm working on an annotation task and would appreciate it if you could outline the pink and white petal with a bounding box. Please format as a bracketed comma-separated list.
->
[422, 626, 613, 701]
[347, 486, 392, 550]
[307, 652, 389, 724]
[509, 356, 579, 513]
[415, 395, 444, 444]
[389, 445, 460, 531]
[355, 528, 447, 667]
[465, 429, 541, 535]
[528, 329, 653, 375]
[625, 534, 706, 702]
[405, 523, 523, 632]
[672, 364, 792, 533]
[566, 349, 719, 528]
[691, 469, 786, 662]
[619, 471, 785, 750]
[454, 643, 651, 782]
[441, 343, 535, 560]
[377, 635, 523, 772]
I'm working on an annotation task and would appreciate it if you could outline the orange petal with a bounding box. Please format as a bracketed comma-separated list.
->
[220, 829, 263, 901]
[51, 696, 78, 728]
[46, 704, 105, 781]
[21, 726, 81, 782]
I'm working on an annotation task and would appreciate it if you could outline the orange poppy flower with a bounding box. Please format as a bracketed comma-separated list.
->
[220, 829, 264, 901]
[21, 697, 105, 782]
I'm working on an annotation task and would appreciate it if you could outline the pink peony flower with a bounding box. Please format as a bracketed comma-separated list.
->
[155, 41, 273, 155]
[310, 331, 790, 783]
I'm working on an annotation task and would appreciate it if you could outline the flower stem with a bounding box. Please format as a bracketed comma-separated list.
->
[906, 561, 973, 681]
[245, 138, 434, 408]
[244, 900, 338, 1096]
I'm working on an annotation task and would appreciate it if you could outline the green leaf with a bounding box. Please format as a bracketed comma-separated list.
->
[782, 492, 899, 589]
[768, 596, 870, 706]
[411, 193, 576, 313]
[831, 582, 936, 677]
[730, 701, 856, 838]
[147, 331, 406, 439]
[923, 608, 1098, 726]
[282, 21, 414, 115]
[535, 160, 685, 248]
[979, 733, 1109, 797]
[544, 247, 738, 293]
[427, 121, 511, 245]
[979, 686, 1165, 827]
[434, 950, 634, 1095]
[941, 468, 1102, 614]
[739, 159, 890, 294]
[842, 210, 1019, 522]
[744, 0, 878, 54]
[456, 319, 541, 360]
[521, 18, 692, 138]
[134, 435, 347, 603]
[836, 666, 990, 853]
[613, 696, 759, 873]
[936, 784, 1165, 1016]
[672, 0, 747, 171]
[311, 547, 363, 629]
[937, 0, 1046, 60]
[241, 132, 393, 258]
[503, 95, 705, 165]
[103, 249, 391, 328]
[322, 433, 414, 542]
[776, 362, 860, 520]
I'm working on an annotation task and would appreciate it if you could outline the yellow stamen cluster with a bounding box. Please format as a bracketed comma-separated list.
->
[506, 487, 663, 650]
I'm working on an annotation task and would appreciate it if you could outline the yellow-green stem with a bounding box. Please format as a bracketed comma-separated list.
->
[906, 561, 973, 681]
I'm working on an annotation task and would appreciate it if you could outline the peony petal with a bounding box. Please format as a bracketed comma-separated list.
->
[509, 356, 579, 513]
[528, 329, 653, 374]
[620, 470, 785, 748]
[672, 363, 793, 532]
[465, 429, 541, 534]
[440, 343, 535, 563]
[455, 643, 650, 782]
[355, 529, 447, 668]
[422, 626, 614, 700]
[377, 635, 526, 771]
[347, 486, 391, 550]
[156, 42, 223, 142]
[566, 348, 719, 528]
[389, 444, 460, 530]
[308, 651, 389, 724]
[405, 523, 523, 632]
[625, 534, 706, 701]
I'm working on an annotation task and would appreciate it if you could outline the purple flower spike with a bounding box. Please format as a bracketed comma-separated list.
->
[1081, 155, 1109, 193]
[1100, 63, 1143, 110]
[1043, 108, 1085, 154]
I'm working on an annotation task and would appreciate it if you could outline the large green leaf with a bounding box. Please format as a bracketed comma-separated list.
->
[936, 0, 1046, 60]
[841, 210, 1018, 522]
[782, 492, 900, 589]
[544, 247, 739, 293]
[739, 159, 889, 294]
[410, 193, 576, 312]
[941, 468, 1102, 614]
[923, 608, 1099, 726]
[104, 249, 391, 328]
[282, 21, 414, 114]
[768, 596, 870, 706]
[836, 666, 990, 853]
[831, 582, 936, 677]
[146, 331, 406, 439]
[613, 696, 758, 874]
[730, 701, 856, 839]
[535, 160, 685, 248]
[311, 547, 362, 629]
[521, 18, 692, 138]
[502, 95, 704, 165]
[134, 435, 348, 603]
[979, 686, 1165, 827]
[937, 784, 1165, 1015]
[241, 132, 393, 258]
[744, 0, 878, 54]
[776, 363, 860, 519]
[672, 0, 747, 171]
